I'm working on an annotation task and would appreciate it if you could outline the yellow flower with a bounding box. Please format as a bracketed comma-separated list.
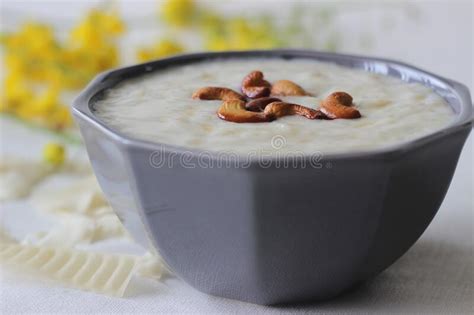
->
[43, 142, 66, 166]
[198, 12, 223, 31]
[136, 39, 184, 62]
[70, 20, 104, 48]
[70, 8, 124, 48]
[204, 34, 232, 51]
[30, 86, 72, 130]
[160, 0, 197, 28]
[30, 86, 61, 114]
[68, 9, 124, 77]
[0, 7, 124, 132]
[1, 72, 33, 112]
[49, 105, 73, 131]
[96, 9, 125, 35]
[4, 53, 26, 73]
[6, 23, 56, 52]
[202, 17, 280, 51]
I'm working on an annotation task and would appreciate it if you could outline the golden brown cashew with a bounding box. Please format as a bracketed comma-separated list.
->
[245, 97, 282, 112]
[241, 71, 271, 99]
[192, 87, 245, 101]
[217, 100, 272, 123]
[320, 92, 361, 119]
[271, 80, 310, 96]
[264, 102, 328, 120]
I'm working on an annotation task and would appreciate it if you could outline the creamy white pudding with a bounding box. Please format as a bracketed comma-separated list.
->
[94, 58, 455, 154]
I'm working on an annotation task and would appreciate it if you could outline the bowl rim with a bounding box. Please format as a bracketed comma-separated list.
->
[72, 49, 473, 162]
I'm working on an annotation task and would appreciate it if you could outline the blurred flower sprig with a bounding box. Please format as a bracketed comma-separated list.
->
[136, 0, 335, 61]
[1, 7, 125, 131]
[1, 0, 339, 132]
[1, 0, 341, 157]
[161, 0, 285, 51]
[43, 142, 66, 166]
[137, 38, 185, 62]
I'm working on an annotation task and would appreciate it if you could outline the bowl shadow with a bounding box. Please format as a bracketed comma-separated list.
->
[275, 239, 473, 313]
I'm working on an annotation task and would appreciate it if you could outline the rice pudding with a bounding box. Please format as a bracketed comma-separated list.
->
[94, 58, 455, 154]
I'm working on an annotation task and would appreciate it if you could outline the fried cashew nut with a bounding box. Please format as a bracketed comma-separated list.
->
[264, 102, 328, 120]
[192, 87, 245, 101]
[271, 80, 311, 96]
[217, 100, 271, 123]
[320, 91, 361, 119]
[245, 97, 282, 112]
[241, 71, 271, 99]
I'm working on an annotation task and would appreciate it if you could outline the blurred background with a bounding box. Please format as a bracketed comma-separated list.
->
[0, 0, 472, 159]
[0, 0, 472, 313]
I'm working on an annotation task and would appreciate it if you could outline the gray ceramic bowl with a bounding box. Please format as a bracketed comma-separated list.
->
[73, 50, 472, 305]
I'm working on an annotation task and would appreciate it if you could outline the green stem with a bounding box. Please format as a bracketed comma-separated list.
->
[1, 112, 83, 146]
